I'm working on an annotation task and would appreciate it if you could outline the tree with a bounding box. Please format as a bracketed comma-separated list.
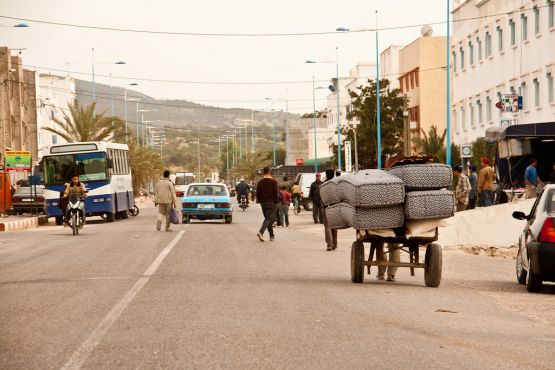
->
[412, 125, 461, 165]
[471, 137, 496, 170]
[337, 79, 405, 169]
[44, 101, 126, 142]
[128, 141, 164, 194]
[230, 151, 271, 181]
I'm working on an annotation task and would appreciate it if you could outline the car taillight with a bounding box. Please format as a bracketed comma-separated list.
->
[176, 191, 184, 197]
[182, 203, 195, 208]
[36, 197, 45, 202]
[538, 218, 555, 243]
[216, 203, 230, 208]
[13, 197, 21, 202]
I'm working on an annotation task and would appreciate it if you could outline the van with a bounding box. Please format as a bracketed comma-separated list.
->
[295, 172, 325, 211]
[0, 173, 12, 214]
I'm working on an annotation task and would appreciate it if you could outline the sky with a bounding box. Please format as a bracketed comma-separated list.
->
[0, 0, 447, 114]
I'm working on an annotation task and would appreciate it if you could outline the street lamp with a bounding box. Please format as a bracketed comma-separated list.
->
[305, 46, 342, 171]
[123, 83, 139, 142]
[138, 109, 158, 145]
[188, 139, 201, 181]
[264, 97, 276, 166]
[337, 21, 381, 168]
[90, 48, 126, 103]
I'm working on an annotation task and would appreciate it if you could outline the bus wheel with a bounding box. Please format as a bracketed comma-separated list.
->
[106, 212, 115, 222]
[120, 210, 129, 219]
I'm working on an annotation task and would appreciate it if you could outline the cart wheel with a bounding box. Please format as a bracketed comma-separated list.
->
[424, 243, 442, 287]
[351, 241, 365, 284]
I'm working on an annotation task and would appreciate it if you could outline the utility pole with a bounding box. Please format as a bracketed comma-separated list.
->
[403, 94, 410, 156]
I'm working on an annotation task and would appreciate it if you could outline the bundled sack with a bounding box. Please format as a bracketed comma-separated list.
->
[320, 178, 341, 206]
[342, 202, 404, 230]
[404, 189, 456, 220]
[325, 203, 350, 229]
[338, 169, 405, 208]
[388, 163, 452, 190]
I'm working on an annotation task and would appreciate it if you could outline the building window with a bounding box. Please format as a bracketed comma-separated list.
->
[521, 14, 528, 41]
[50, 110, 55, 120]
[509, 19, 516, 46]
[486, 96, 492, 122]
[549, 0, 554, 29]
[477, 99, 483, 123]
[533, 78, 540, 106]
[485, 31, 492, 57]
[548, 72, 554, 103]
[452, 51, 457, 72]
[476, 37, 482, 60]
[534, 6, 540, 35]
[510, 86, 516, 95]
[460, 46, 465, 70]
[453, 110, 458, 132]
[461, 107, 466, 129]
[520, 82, 527, 109]
[469, 41, 474, 65]
[52, 135, 58, 145]
[497, 26, 503, 52]
[470, 103, 475, 127]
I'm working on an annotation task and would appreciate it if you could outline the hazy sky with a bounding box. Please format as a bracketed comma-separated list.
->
[1, 0, 447, 114]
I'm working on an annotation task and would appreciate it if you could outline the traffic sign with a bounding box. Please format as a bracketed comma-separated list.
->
[499, 94, 523, 112]
[460, 144, 472, 158]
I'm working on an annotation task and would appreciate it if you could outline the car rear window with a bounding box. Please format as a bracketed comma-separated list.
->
[549, 191, 555, 214]
[187, 185, 227, 196]
[15, 187, 43, 195]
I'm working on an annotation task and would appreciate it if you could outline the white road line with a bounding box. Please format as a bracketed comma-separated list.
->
[60, 229, 186, 370]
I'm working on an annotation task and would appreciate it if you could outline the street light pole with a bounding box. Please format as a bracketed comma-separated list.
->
[376, 10, 382, 169]
[446, 0, 452, 165]
[335, 47, 342, 171]
[312, 76, 318, 173]
[197, 138, 201, 181]
[285, 89, 289, 165]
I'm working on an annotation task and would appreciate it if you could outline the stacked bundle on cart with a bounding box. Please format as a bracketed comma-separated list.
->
[320, 170, 406, 230]
[388, 163, 455, 221]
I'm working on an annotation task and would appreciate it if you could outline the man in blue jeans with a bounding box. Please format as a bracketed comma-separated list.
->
[256, 167, 279, 242]
[524, 157, 544, 199]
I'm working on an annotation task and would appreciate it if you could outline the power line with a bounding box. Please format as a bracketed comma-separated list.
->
[0, 5, 549, 37]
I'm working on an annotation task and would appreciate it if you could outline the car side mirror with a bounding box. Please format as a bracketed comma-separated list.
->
[512, 211, 528, 221]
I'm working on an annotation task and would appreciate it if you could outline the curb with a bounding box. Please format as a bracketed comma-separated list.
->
[0, 215, 48, 232]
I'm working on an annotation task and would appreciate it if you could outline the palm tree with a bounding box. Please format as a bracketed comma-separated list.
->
[413, 126, 446, 157]
[44, 101, 126, 142]
[231, 151, 271, 181]
[128, 141, 164, 194]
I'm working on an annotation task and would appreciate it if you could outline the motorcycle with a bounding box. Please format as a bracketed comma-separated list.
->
[240, 195, 247, 211]
[66, 194, 85, 235]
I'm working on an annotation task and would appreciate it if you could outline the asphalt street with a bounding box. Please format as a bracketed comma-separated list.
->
[1, 203, 554, 369]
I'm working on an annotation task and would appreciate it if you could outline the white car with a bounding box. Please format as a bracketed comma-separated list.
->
[512, 184, 555, 293]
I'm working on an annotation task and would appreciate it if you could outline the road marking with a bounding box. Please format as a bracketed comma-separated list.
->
[60, 229, 186, 370]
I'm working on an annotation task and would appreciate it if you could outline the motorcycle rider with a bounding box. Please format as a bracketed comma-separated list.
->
[63, 175, 88, 227]
[235, 178, 250, 207]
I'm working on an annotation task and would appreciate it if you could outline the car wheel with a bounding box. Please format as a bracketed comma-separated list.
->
[516, 247, 527, 285]
[526, 262, 542, 293]
[182, 216, 190, 224]
[225, 215, 232, 224]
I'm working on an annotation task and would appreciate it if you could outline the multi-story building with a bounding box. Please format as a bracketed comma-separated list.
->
[0, 46, 38, 167]
[37, 74, 76, 158]
[451, 0, 555, 145]
[398, 35, 447, 153]
[381, 45, 403, 90]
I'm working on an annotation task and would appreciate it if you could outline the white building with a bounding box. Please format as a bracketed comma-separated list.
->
[451, 0, 555, 145]
[36, 75, 76, 158]
[380, 45, 403, 90]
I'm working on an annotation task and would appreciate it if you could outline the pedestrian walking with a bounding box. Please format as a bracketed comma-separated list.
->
[453, 165, 470, 212]
[279, 185, 291, 227]
[256, 167, 279, 242]
[524, 157, 544, 199]
[322, 169, 338, 251]
[467, 165, 478, 209]
[154, 170, 177, 232]
[308, 173, 324, 224]
[477, 157, 494, 207]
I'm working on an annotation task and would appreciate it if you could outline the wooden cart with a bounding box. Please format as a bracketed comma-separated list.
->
[350, 228, 442, 287]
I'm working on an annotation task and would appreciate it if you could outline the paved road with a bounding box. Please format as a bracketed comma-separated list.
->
[1, 203, 554, 369]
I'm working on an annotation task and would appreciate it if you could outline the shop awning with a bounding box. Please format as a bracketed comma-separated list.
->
[504, 122, 555, 139]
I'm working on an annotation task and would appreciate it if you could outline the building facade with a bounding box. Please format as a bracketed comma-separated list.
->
[0, 46, 38, 167]
[451, 0, 555, 145]
[37, 74, 76, 158]
[398, 36, 447, 153]
[380, 45, 403, 90]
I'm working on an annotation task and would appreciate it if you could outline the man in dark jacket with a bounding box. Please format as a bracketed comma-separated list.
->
[308, 173, 323, 224]
[322, 169, 338, 251]
[235, 178, 250, 206]
[256, 166, 279, 242]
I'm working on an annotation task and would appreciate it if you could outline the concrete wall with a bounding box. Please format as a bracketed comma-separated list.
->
[381, 45, 402, 89]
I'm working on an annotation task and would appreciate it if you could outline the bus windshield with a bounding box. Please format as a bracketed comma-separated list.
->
[43, 152, 108, 184]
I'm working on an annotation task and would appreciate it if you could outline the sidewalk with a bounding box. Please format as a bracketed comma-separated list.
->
[0, 214, 48, 232]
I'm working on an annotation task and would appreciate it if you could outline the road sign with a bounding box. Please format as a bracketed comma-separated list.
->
[344, 141, 352, 173]
[460, 144, 472, 158]
[500, 94, 523, 112]
[5, 151, 31, 172]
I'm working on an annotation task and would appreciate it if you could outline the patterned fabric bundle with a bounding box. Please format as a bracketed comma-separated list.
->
[388, 163, 452, 190]
[342, 203, 404, 230]
[324, 203, 350, 229]
[337, 170, 405, 208]
[404, 189, 456, 220]
[319, 178, 341, 206]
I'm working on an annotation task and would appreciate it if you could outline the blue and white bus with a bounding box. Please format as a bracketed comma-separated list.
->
[41, 141, 135, 224]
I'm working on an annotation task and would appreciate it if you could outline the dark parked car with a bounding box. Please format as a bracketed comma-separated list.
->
[12, 186, 46, 215]
[513, 184, 555, 292]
